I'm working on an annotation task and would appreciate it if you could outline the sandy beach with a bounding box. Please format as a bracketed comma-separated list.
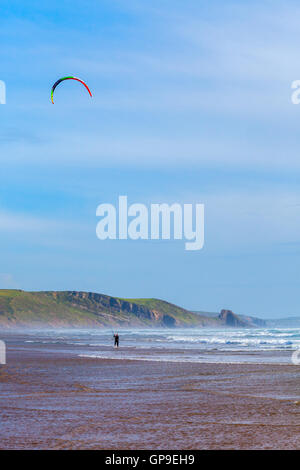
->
[0, 335, 300, 450]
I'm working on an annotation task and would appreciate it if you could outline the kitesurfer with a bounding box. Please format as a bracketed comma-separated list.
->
[113, 333, 119, 348]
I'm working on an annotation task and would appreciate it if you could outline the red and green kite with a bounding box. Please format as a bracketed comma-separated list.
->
[51, 76, 92, 103]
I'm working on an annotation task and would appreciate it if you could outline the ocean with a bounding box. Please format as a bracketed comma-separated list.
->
[3, 326, 300, 365]
[2, 327, 300, 449]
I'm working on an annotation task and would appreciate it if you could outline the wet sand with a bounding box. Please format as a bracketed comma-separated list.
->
[0, 340, 300, 449]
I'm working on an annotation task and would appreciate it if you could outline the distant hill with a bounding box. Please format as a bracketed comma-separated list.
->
[266, 317, 300, 328]
[193, 310, 267, 327]
[0, 290, 265, 328]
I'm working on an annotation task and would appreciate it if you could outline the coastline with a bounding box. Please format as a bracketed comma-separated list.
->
[1, 337, 300, 449]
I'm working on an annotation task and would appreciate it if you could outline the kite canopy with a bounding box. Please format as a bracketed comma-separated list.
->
[51, 76, 92, 103]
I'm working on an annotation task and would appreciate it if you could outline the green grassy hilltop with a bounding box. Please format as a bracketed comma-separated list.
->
[0, 289, 264, 328]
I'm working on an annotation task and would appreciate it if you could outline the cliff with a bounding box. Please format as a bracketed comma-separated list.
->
[0, 289, 204, 328]
[0, 290, 265, 328]
[218, 309, 249, 327]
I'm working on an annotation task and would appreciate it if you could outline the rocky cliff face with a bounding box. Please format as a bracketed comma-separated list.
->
[46, 291, 186, 327]
[218, 309, 248, 327]
[0, 289, 267, 328]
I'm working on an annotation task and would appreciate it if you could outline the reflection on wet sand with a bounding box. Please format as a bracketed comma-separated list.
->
[0, 337, 300, 449]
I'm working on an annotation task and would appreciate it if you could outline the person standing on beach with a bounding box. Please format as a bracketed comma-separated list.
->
[113, 333, 119, 348]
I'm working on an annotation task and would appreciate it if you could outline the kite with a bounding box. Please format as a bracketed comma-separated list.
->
[51, 76, 92, 103]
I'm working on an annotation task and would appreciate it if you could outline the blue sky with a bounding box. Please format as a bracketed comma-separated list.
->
[1, 0, 300, 318]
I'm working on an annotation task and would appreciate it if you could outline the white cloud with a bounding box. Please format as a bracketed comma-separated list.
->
[0, 210, 60, 232]
[2, 126, 298, 172]
[137, 185, 300, 251]
[195, 189, 300, 251]
[0, 210, 85, 241]
[0, 273, 18, 289]
[2, 0, 300, 172]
